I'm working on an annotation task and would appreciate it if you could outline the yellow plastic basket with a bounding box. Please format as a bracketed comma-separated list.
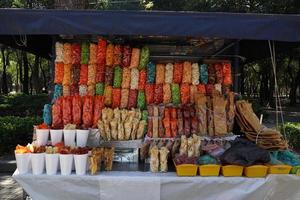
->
[222, 165, 244, 177]
[268, 165, 292, 174]
[199, 164, 220, 176]
[174, 161, 198, 176]
[244, 165, 268, 178]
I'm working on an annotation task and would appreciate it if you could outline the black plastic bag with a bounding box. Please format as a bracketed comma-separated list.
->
[220, 138, 270, 166]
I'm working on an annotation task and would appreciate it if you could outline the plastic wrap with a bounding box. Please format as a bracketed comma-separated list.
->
[120, 89, 129, 109]
[113, 45, 123, 66]
[191, 116, 198, 135]
[43, 104, 52, 126]
[122, 45, 131, 67]
[71, 64, 80, 85]
[88, 84, 95, 96]
[177, 109, 183, 135]
[226, 92, 235, 133]
[213, 95, 228, 136]
[128, 89, 138, 109]
[190, 85, 197, 104]
[170, 118, 177, 137]
[200, 64, 208, 84]
[88, 64, 96, 85]
[112, 88, 121, 108]
[206, 84, 215, 96]
[130, 48, 140, 68]
[81, 42, 89, 65]
[63, 64, 71, 85]
[223, 62, 232, 85]
[147, 118, 153, 137]
[171, 84, 180, 106]
[121, 68, 131, 89]
[165, 63, 173, 84]
[55, 42, 63, 62]
[138, 70, 146, 90]
[97, 39, 107, 65]
[96, 82, 104, 95]
[96, 63, 105, 83]
[62, 97, 72, 125]
[104, 86, 113, 106]
[207, 98, 214, 136]
[184, 117, 191, 137]
[192, 63, 200, 85]
[72, 95, 82, 126]
[163, 84, 172, 104]
[63, 43, 72, 64]
[113, 66, 122, 88]
[82, 96, 94, 128]
[53, 84, 63, 101]
[214, 83, 222, 94]
[79, 85, 87, 96]
[180, 83, 190, 105]
[70, 84, 78, 96]
[137, 91, 146, 109]
[152, 117, 159, 138]
[93, 95, 104, 127]
[130, 68, 139, 90]
[182, 61, 192, 84]
[155, 64, 165, 84]
[139, 46, 150, 70]
[173, 62, 183, 84]
[106, 44, 114, 66]
[163, 117, 171, 138]
[63, 85, 70, 96]
[146, 62, 156, 84]
[54, 62, 64, 84]
[105, 66, 114, 86]
[89, 43, 97, 64]
[79, 64, 88, 85]
[71, 44, 81, 64]
[52, 97, 63, 129]
[154, 84, 163, 104]
[208, 64, 216, 84]
[145, 84, 154, 105]
[197, 84, 206, 94]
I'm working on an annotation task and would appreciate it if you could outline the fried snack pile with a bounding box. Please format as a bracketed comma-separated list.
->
[235, 100, 288, 150]
[179, 134, 201, 158]
[89, 147, 115, 175]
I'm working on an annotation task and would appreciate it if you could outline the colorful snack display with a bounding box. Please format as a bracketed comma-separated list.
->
[72, 95, 82, 126]
[128, 89, 138, 109]
[97, 39, 107, 65]
[155, 64, 165, 84]
[93, 96, 104, 127]
[96, 63, 105, 83]
[165, 63, 173, 84]
[82, 96, 94, 128]
[223, 62, 232, 85]
[62, 97, 72, 125]
[63, 43, 72, 64]
[70, 84, 79, 96]
[88, 84, 95, 96]
[104, 86, 113, 106]
[122, 45, 131, 67]
[53, 84, 63, 101]
[113, 45, 123, 66]
[55, 42, 63, 62]
[214, 83, 222, 94]
[112, 88, 121, 108]
[139, 46, 150, 70]
[138, 70, 146, 90]
[121, 68, 131, 89]
[52, 97, 63, 129]
[182, 61, 192, 84]
[71, 64, 80, 84]
[106, 44, 114, 66]
[180, 83, 190, 105]
[105, 66, 114, 86]
[54, 62, 64, 84]
[154, 84, 163, 104]
[200, 64, 208, 84]
[43, 104, 52, 126]
[191, 63, 200, 85]
[208, 64, 216, 84]
[137, 91, 146, 110]
[120, 89, 129, 109]
[145, 84, 154, 105]
[130, 68, 139, 90]
[171, 84, 180, 106]
[63, 64, 71, 85]
[71, 44, 81, 64]
[113, 66, 122, 88]
[88, 64, 96, 85]
[173, 62, 183, 84]
[197, 84, 206, 94]
[190, 85, 197, 104]
[79, 64, 88, 85]
[79, 85, 87, 96]
[163, 84, 172, 104]
[81, 42, 89, 65]
[146, 62, 156, 83]
[130, 48, 140, 68]
[63, 85, 70, 96]
[206, 84, 215, 96]
[96, 82, 104, 95]
[89, 43, 98, 64]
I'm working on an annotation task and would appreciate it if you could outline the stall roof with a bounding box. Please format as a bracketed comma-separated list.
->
[0, 9, 300, 42]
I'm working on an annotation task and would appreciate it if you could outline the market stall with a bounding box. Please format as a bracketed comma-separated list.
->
[1, 9, 300, 200]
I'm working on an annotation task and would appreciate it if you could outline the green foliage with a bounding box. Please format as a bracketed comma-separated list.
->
[0, 116, 42, 154]
[0, 94, 49, 117]
[281, 122, 300, 150]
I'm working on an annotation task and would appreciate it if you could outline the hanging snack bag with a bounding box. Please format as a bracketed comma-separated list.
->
[191, 63, 200, 85]
[197, 84, 206, 94]
[155, 64, 165, 84]
[145, 84, 154, 105]
[154, 84, 163, 104]
[137, 90, 146, 110]
[163, 84, 172, 104]
[200, 64, 208, 84]
[79, 64, 88, 85]
[190, 85, 197, 104]
[106, 44, 114, 66]
[55, 42, 63, 62]
[97, 39, 107, 65]
[213, 95, 228, 136]
[128, 89, 138, 109]
[122, 45, 131, 67]
[89, 43, 98, 64]
[121, 68, 131, 89]
[96, 82, 105, 95]
[130, 48, 140, 68]
[63, 85, 70, 96]
[53, 84, 63, 101]
[96, 63, 105, 83]
[223, 62, 232, 85]
[120, 89, 129, 109]
[182, 61, 192, 84]
[72, 95, 82, 126]
[82, 96, 94, 128]
[62, 97, 72, 125]
[88, 84, 95, 96]
[130, 68, 139, 90]
[105, 66, 114, 86]
[63, 43, 72, 64]
[93, 95, 104, 127]
[81, 42, 89, 65]
[171, 84, 181, 106]
[146, 62, 156, 84]
[173, 62, 183, 84]
[104, 86, 113, 106]
[214, 63, 223, 84]
[87, 64, 96, 85]
[70, 84, 79, 96]
[71, 44, 81, 64]
[139, 46, 150, 70]
[112, 88, 121, 108]
[63, 64, 71, 85]
[43, 104, 52, 126]
[54, 62, 64, 84]
[113, 45, 123, 66]
[71, 64, 80, 85]
[165, 63, 173, 84]
[138, 70, 146, 90]
[52, 97, 63, 129]
[79, 85, 87, 96]
[208, 64, 216, 84]
[195, 93, 207, 136]
[180, 83, 190, 105]
[113, 66, 122, 88]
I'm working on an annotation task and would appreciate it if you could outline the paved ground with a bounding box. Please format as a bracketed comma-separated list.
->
[0, 173, 23, 200]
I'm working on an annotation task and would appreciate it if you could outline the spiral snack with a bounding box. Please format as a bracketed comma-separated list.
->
[130, 48, 140, 68]
[155, 64, 165, 84]
[106, 44, 114, 66]
[113, 45, 123, 66]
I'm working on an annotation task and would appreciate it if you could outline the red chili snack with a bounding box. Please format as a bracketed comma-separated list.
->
[93, 95, 104, 127]
[112, 88, 121, 108]
[62, 96, 72, 125]
[82, 96, 94, 128]
[180, 83, 190, 105]
[154, 84, 163, 104]
[72, 95, 82, 126]
[138, 70, 147, 90]
[97, 39, 107, 65]
[145, 84, 154, 105]
[79, 64, 88, 85]
[173, 62, 183, 84]
[52, 97, 63, 129]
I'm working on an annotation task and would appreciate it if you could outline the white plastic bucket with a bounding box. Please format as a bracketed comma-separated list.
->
[45, 154, 59, 175]
[36, 129, 49, 146]
[59, 154, 73, 175]
[76, 129, 89, 147]
[74, 154, 88, 175]
[31, 153, 45, 175]
[15, 152, 31, 174]
[63, 130, 76, 146]
[50, 129, 63, 145]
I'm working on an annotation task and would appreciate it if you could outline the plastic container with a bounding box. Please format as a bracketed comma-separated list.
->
[15, 152, 31, 174]
[199, 164, 220, 176]
[268, 165, 292, 174]
[36, 129, 49, 146]
[50, 129, 63, 146]
[45, 154, 59, 175]
[244, 165, 268, 178]
[74, 154, 88, 175]
[290, 166, 300, 175]
[222, 165, 243, 177]
[31, 153, 45, 175]
[76, 129, 89, 147]
[59, 154, 73, 175]
[174, 161, 198, 176]
[63, 130, 76, 146]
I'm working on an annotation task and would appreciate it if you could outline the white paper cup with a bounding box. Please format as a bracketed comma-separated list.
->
[50, 129, 63, 145]
[59, 154, 73, 175]
[63, 130, 76, 146]
[74, 154, 88, 175]
[15, 152, 31, 174]
[36, 129, 49, 146]
[45, 154, 59, 175]
[76, 129, 90, 147]
[31, 153, 45, 175]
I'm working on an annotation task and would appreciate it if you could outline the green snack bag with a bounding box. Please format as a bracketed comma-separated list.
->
[171, 83, 181, 106]
[139, 46, 150, 70]
[96, 83, 104, 95]
[113, 66, 122, 88]
[81, 42, 89, 64]
[137, 90, 146, 110]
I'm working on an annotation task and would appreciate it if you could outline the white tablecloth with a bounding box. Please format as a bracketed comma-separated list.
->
[13, 171, 300, 200]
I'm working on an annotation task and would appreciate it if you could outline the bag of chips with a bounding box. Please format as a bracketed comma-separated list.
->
[79, 85, 87, 96]
[54, 62, 64, 84]
[71, 44, 81, 64]
[138, 70, 146, 90]
[89, 43, 98, 64]
[113, 45, 123, 66]
[200, 64, 208, 84]
[63, 85, 70, 96]
[43, 104, 52, 126]
[192, 63, 200, 85]
[214, 83, 222, 94]
[170, 118, 178, 137]
[155, 64, 165, 84]
[173, 62, 183, 84]
[214, 63, 223, 84]
[145, 84, 154, 105]
[112, 88, 121, 108]
[79, 64, 88, 85]
[106, 44, 114, 66]
[223, 62, 232, 85]
[180, 83, 190, 105]
[55, 42, 63, 62]
[82, 96, 94, 128]
[96, 63, 105, 83]
[130, 68, 139, 90]
[146, 62, 156, 84]
[153, 84, 163, 104]
[165, 63, 173, 84]
[88, 64, 96, 85]
[96, 82, 104, 95]
[139, 46, 150, 70]
[137, 90, 146, 110]
[195, 93, 207, 136]
[147, 118, 153, 137]
[71, 64, 80, 85]
[52, 97, 63, 129]
[128, 89, 138, 109]
[63, 64, 71, 85]
[163, 84, 171, 104]
[93, 95, 105, 127]
[121, 68, 131, 89]
[105, 66, 114, 86]
[81, 42, 89, 65]
[62, 96, 72, 125]
[130, 48, 140, 68]
[97, 39, 107, 65]
[104, 86, 113, 106]
[72, 95, 82, 126]
[53, 84, 62, 101]
[197, 84, 206, 94]
[63, 43, 72, 64]
[182, 61, 192, 84]
[190, 85, 197, 104]
[208, 64, 216, 84]
[171, 84, 181, 106]
[113, 66, 122, 88]
[120, 88, 129, 109]
[206, 84, 215, 96]
[88, 84, 95, 96]
[122, 45, 131, 67]
[70, 84, 79, 96]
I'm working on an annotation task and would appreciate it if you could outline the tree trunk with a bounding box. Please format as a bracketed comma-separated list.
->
[289, 63, 300, 105]
[22, 51, 29, 95]
[32, 55, 41, 93]
[1, 47, 9, 94]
